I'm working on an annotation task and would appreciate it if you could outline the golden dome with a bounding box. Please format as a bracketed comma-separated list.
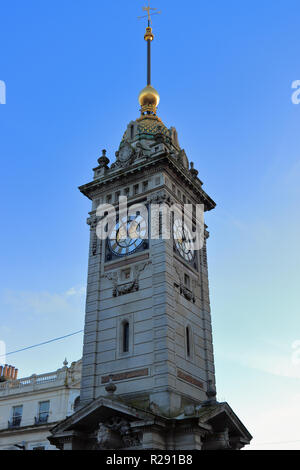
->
[138, 85, 160, 109]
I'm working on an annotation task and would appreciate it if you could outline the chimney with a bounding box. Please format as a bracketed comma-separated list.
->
[0, 365, 19, 381]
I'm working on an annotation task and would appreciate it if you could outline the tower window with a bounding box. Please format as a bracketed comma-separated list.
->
[106, 194, 112, 204]
[143, 181, 148, 192]
[155, 176, 161, 186]
[73, 396, 80, 411]
[122, 321, 130, 353]
[115, 191, 121, 203]
[184, 274, 191, 289]
[186, 327, 191, 358]
[130, 124, 134, 140]
[134, 184, 139, 195]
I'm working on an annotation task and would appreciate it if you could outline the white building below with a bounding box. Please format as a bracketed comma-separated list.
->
[0, 359, 81, 450]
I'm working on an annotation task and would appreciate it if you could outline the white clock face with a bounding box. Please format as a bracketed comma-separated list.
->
[109, 215, 147, 257]
[173, 218, 195, 262]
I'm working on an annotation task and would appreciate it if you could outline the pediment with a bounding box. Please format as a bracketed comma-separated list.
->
[50, 396, 152, 436]
[198, 402, 253, 443]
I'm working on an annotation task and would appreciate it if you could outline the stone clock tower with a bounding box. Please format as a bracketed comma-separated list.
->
[49, 12, 252, 451]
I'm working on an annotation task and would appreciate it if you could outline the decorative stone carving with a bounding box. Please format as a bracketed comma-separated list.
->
[95, 423, 117, 449]
[104, 261, 151, 297]
[190, 161, 199, 178]
[105, 376, 117, 396]
[134, 142, 145, 160]
[148, 189, 174, 206]
[94, 417, 141, 450]
[97, 149, 110, 168]
[87, 215, 99, 256]
[205, 379, 217, 403]
[203, 428, 231, 451]
[180, 285, 195, 303]
[177, 149, 189, 169]
[174, 267, 196, 303]
[111, 142, 136, 169]
[86, 215, 98, 230]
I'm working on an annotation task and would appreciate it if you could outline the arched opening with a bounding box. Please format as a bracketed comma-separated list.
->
[186, 326, 191, 357]
[122, 321, 130, 353]
[74, 396, 80, 411]
[130, 124, 134, 140]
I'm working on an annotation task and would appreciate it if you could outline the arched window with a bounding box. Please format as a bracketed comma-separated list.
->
[130, 125, 134, 140]
[74, 396, 80, 411]
[186, 326, 191, 357]
[122, 321, 130, 353]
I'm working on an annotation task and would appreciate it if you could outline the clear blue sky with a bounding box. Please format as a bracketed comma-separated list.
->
[1, 0, 300, 450]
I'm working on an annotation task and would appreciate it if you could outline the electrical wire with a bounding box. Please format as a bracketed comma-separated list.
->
[255, 439, 300, 446]
[2, 333, 300, 449]
[0, 330, 84, 360]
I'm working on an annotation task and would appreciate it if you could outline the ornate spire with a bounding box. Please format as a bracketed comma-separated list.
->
[138, 2, 161, 117]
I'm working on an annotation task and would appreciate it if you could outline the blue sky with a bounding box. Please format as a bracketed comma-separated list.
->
[1, 0, 300, 450]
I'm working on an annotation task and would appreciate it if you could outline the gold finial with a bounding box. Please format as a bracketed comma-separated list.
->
[138, 2, 161, 117]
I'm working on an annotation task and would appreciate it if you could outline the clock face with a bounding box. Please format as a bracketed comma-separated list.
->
[173, 218, 195, 262]
[109, 215, 147, 257]
[118, 144, 132, 162]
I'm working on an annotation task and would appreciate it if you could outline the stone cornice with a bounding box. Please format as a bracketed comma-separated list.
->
[50, 396, 156, 436]
[0, 421, 60, 436]
[79, 155, 216, 212]
[0, 384, 77, 400]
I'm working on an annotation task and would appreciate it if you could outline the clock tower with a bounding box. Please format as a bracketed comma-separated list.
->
[49, 9, 252, 451]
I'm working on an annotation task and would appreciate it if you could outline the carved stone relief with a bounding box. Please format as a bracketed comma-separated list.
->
[111, 142, 147, 170]
[174, 266, 196, 303]
[87, 215, 99, 256]
[104, 261, 151, 297]
[93, 417, 141, 450]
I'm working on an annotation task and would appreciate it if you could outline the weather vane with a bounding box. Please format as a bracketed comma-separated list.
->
[138, 1, 161, 26]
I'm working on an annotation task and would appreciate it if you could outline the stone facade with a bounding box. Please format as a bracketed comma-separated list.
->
[0, 360, 81, 450]
[78, 127, 216, 418]
[49, 17, 252, 446]
[49, 396, 251, 450]
[49, 114, 252, 449]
